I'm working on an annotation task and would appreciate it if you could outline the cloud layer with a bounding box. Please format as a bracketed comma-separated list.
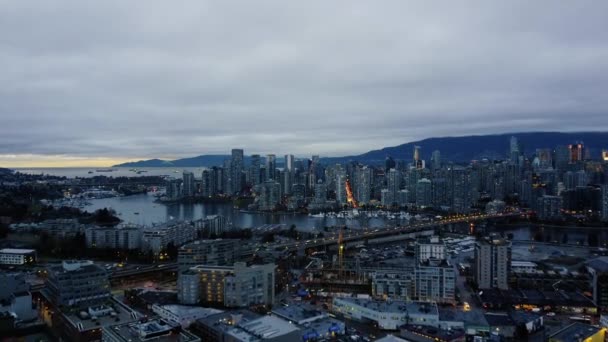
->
[1, 1, 607, 165]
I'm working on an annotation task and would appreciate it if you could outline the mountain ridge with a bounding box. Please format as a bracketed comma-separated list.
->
[113, 131, 608, 167]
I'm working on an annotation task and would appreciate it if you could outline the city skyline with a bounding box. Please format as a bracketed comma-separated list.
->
[2, 2, 608, 167]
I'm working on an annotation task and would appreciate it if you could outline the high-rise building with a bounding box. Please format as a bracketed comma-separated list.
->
[230, 149, 244, 195]
[45, 260, 111, 309]
[431, 178, 448, 208]
[211, 166, 223, 194]
[413, 146, 423, 169]
[182, 171, 195, 197]
[249, 154, 261, 186]
[448, 166, 471, 213]
[385, 156, 396, 172]
[355, 166, 372, 205]
[335, 170, 347, 205]
[537, 195, 563, 220]
[265, 154, 276, 181]
[415, 178, 432, 208]
[284, 154, 294, 172]
[536, 148, 553, 169]
[259, 180, 280, 211]
[314, 180, 326, 204]
[165, 178, 182, 201]
[554, 145, 570, 170]
[509, 136, 520, 163]
[475, 235, 511, 290]
[568, 143, 584, 164]
[431, 150, 441, 171]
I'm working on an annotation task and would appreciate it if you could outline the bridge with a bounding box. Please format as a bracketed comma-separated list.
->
[101, 212, 521, 280]
[269, 212, 522, 253]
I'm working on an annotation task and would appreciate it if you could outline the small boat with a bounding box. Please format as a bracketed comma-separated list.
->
[88, 171, 94, 174]
[134, 212, 140, 215]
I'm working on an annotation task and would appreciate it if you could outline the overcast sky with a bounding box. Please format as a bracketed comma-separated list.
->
[1, 1, 607, 166]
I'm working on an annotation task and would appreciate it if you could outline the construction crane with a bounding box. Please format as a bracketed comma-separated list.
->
[345, 179, 358, 208]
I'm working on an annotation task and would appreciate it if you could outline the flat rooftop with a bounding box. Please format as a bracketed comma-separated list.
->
[155, 304, 222, 318]
[0, 248, 36, 254]
[272, 303, 326, 323]
[195, 310, 261, 335]
[62, 298, 139, 332]
[549, 322, 603, 342]
[104, 319, 200, 342]
[336, 297, 438, 316]
[438, 307, 488, 327]
[227, 315, 300, 341]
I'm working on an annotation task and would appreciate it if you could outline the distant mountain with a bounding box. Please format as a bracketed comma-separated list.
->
[113, 131, 608, 167]
[322, 131, 608, 164]
[114, 155, 231, 168]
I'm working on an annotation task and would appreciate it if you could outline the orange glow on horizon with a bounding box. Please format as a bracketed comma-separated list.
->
[0, 154, 141, 168]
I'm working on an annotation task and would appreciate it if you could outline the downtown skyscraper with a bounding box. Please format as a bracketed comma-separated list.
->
[229, 149, 244, 195]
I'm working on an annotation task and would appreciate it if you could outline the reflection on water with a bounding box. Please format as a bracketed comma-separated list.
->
[81, 193, 608, 243]
[83, 193, 393, 230]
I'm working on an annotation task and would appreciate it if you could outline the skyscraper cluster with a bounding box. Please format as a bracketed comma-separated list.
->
[159, 137, 608, 221]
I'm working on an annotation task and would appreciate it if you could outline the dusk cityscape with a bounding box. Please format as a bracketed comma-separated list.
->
[2, 2, 608, 342]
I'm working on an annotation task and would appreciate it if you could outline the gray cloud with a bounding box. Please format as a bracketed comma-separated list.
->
[1, 1, 607, 161]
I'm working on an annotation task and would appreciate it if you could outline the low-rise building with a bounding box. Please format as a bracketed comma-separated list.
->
[151, 304, 222, 328]
[142, 221, 198, 254]
[44, 260, 111, 309]
[548, 322, 605, 342]
[0, 248, 36, 265]
[205, 215, 228, 236]
[192, 310, 261, 342]
[0, 273, 36, 323]
[85, 225, 141, 250]
[103, 318, 201, 342]
[272, 303, 344, 341]
[586, 256, 608, 311]
[41, 218, 83, 238]
[332, 297, 439, 330]
[224, 315, 301, 342]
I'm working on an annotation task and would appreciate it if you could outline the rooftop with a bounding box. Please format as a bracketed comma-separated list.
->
[195, 310, 261, 335]
[587, 256, 608, 273]
[227, 315, 300, 341]
[549, 322, 604, 342]
[336, 297, 438, 316]
[61, 297, 139, 332]
[272, 303, 326, 324]
[155, 304, 222, 319]
[0, 248, 36, 254]
[374, 335, 408, 342]
[401, 324, 465, 341]
[438, 307, 488, 327]
[104, 319, 201, 342]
